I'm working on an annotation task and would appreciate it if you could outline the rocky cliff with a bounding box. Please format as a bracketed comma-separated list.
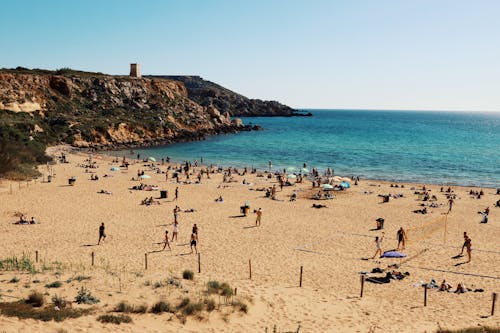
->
[0, 68, 252, 150]
[149, 76, 310, 117]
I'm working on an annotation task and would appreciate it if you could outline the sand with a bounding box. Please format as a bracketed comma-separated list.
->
[0, 146, 498, 332]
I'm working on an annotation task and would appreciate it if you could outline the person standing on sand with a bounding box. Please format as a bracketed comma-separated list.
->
[98, 223, 106, 245]
[459, 232, 469, 256]
[162, 230, 171, 250]
[175, 187, 179, 200]
[192, 224, 198, 238]
[465, 235, 472, 263]
[448, 197, 454, 212]
[371, 232, 384, 259]
[396, 227, 407, 250]
[190, 232, 198, 254]
[171, 221, 179, 242]
[173, 205, 180, 223]
[256, 208, 262, 226]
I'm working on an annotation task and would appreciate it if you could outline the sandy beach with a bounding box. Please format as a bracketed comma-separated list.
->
[0, 146, 498, 333]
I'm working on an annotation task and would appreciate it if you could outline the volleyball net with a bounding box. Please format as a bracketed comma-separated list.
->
[406, 213, 448, 245]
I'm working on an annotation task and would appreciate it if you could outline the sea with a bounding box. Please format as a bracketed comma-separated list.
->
[117, 110, 500, 188]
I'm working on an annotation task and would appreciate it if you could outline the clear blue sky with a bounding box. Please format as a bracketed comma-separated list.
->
[1, 0, 499, 111]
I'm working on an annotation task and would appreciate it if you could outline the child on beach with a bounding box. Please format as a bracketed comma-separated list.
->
[371, 233, 384, 259]
[256, 208, 262, 226]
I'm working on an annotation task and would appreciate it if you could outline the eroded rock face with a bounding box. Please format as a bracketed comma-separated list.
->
[0, 70, 251, 148]
[151, 75, 304, 117]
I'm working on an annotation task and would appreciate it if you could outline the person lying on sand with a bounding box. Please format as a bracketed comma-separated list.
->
[312, 204, 327, 209]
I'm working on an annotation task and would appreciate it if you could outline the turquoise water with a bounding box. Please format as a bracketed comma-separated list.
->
[123, 110, 500, 188]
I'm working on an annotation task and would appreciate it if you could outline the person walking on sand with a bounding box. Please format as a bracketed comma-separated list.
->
[371, 232, 384, 259]
[396, 227, 407, 250]
[162, 230, 171, 251]
[190, 232, 198, 254]
[171, 221, 179, 242]
[256, 208, 262, 226]
[175, 187, 179, 200]
[98, 223, 106, 245]
[459, 232, 469, 256]
[465, 235, 472, 263]
[448, 197, 454, 212]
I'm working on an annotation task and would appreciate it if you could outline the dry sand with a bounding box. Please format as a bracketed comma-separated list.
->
[0, 146, 499, 332]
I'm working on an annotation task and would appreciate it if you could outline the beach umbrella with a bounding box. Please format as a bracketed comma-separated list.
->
[287, 174, 297, 179]
[148, 157, 157, 162]
[340, 181, 351, 189]
[140, 174, 152, 179]
[110, 167, 120, 171]
[380, 251, 407, 258]
[321, 184, 334, 190]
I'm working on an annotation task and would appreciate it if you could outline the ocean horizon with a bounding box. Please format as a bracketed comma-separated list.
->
[114, 109, 500, 188]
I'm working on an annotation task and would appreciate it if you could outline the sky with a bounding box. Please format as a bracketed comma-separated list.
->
[1, 0, 499, 111]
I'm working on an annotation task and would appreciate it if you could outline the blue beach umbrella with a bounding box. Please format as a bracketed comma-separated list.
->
[381, 251, 407, 258]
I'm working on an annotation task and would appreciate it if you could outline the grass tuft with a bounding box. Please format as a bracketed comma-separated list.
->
[97, 314, 132, 325]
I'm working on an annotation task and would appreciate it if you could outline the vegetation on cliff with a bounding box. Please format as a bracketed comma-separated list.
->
[0, 67, 292, 178]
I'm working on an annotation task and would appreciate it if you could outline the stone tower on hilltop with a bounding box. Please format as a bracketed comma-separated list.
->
[130, 63, 141, 78]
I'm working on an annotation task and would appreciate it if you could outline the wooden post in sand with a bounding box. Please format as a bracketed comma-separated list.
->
[492, 293, 498, 316]
[234, 287, 237, 296]
[145, 253, 148, 270]
[299, 266, 303, 287]
[360, 275, 365, 297]
[198, 253, 201, 273]
[35, 251, 39, 263]
[424, 284, 428, 307]
[91, 252, 95, 266]
[249, 259, 252, 279]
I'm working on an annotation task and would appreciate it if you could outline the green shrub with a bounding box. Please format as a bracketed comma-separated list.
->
[207, 280, 220, 294]
[114, 301, 133, 313]
[177, 297, 191, 310]
[182, 270, 194, 280]
[45, 281, 62, 288]
[75, 287, 100, 304]
[97, 314, 132, 324]
[26, 291, 45, 307]
[51, 295, 68, 309]
[151, 301, 172, 314]
[233, 300, 248, 313]
[220, 283, 233, 297]
[182, 302, 203, 316]
[0, 301, 91, 322]
[205, 298, 216, 312]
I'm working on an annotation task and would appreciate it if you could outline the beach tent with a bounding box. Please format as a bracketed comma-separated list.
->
[110, 167, 120, 171]
[140, 174, 152, 179]
[287, 174, 297, 179]
[321, 184, 334, 190]
[148, 157, 157, 162]
[380, 251, 407, 258]
[340, 181, 351, 189]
